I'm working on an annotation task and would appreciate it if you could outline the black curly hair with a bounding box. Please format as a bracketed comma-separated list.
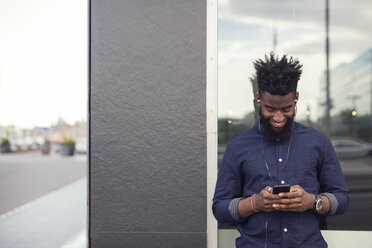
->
[254, 52, 303, 96]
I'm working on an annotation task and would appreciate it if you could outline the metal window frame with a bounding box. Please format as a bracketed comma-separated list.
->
[207, 0, 218, 247]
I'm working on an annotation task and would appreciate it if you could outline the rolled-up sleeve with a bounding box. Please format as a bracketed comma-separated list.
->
[319, 137, 349, 216]
[212, 144, 243, 224]
[228, 197, 243, 220]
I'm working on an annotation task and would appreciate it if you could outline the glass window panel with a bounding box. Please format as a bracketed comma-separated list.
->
[217, 0, 372, 244]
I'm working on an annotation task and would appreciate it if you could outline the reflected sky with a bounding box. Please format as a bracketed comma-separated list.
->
[0, 0, 87, 128]
[218, 0, 372, 121]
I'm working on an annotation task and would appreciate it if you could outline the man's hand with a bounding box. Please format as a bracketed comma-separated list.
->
[254, 186, 281, 212]
[272, 185, 315, 212]
[238, 186, 280, 218]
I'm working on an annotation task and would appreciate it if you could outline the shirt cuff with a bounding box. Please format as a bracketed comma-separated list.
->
[228, 197, 243, 220]
[321, 193, 338, 215]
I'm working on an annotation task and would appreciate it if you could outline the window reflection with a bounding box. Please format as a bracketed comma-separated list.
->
[218, 0, 372, 231]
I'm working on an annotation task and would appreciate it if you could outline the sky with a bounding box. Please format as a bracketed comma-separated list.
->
[0, 0, 371, 128]
[218, 0, 372, 121]
[0, 0, 87, 128]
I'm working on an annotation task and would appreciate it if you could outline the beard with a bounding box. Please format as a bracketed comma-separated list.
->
[259, 109, 294, 142]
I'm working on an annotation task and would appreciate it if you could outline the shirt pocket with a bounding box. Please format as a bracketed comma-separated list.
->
[294, 147, 319, 191]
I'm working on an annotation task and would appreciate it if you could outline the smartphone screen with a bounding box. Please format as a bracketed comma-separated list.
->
[272, 184, 290, 194]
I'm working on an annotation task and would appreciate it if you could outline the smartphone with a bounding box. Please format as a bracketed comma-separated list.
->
[272, 184, 290, 194]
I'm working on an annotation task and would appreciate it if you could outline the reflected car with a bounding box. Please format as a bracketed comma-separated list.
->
[331, 137, 372, 160]
[75, 138, 87, 154]
[218, 145, 227, 168]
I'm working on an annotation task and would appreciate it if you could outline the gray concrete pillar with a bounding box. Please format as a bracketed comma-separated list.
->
[89, 1, 207, 247]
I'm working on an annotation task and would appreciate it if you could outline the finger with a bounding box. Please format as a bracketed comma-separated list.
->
[262, 205, 276, 211]
[275, 202, 304, 211]
[280, 204, 303, 212]
[263, 191, 280, 200]
[290, 185, 301, 192]
[263, 199, 276, 206]
[267, 186, 272, 193]
[276, 198, 292, 204]
[279, 191, 301, 198]
[276, 197, 302, 204]
[272, 203, 302, 211]
[263, 186, 272, 194]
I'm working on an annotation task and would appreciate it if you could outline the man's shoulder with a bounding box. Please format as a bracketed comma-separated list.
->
[227, 126, 260, 155]
[294, 122, 329, 144]
[230, 126, 259, 144]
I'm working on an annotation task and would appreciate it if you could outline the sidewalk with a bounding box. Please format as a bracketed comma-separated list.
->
[0, 177, 87, 248]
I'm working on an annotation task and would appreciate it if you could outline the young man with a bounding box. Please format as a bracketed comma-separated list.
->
[212, 53, 349, 248]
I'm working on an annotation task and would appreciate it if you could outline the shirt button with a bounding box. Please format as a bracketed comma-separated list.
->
[278, 158, 283, 162]
[284, 228, 288, 232]
[281, 180, 285, 184]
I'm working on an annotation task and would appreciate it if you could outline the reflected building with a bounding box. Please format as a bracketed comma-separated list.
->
[0, 119, 86, 152]
[218, 112, 256, 145]
[319, 48, 372, 141]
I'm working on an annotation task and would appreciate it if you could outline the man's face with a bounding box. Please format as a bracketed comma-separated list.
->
[257, 91, 298, 141]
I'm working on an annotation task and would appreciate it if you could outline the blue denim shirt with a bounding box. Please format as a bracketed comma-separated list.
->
[213, 122, 349, 248]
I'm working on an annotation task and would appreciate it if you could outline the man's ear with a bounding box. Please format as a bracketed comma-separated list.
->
[256, 92, 260, 103]
[295, 91, 299, 103]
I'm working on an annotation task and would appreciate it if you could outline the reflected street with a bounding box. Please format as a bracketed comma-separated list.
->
[0, 152, 86, 248]
[327, 156, 372, 230]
